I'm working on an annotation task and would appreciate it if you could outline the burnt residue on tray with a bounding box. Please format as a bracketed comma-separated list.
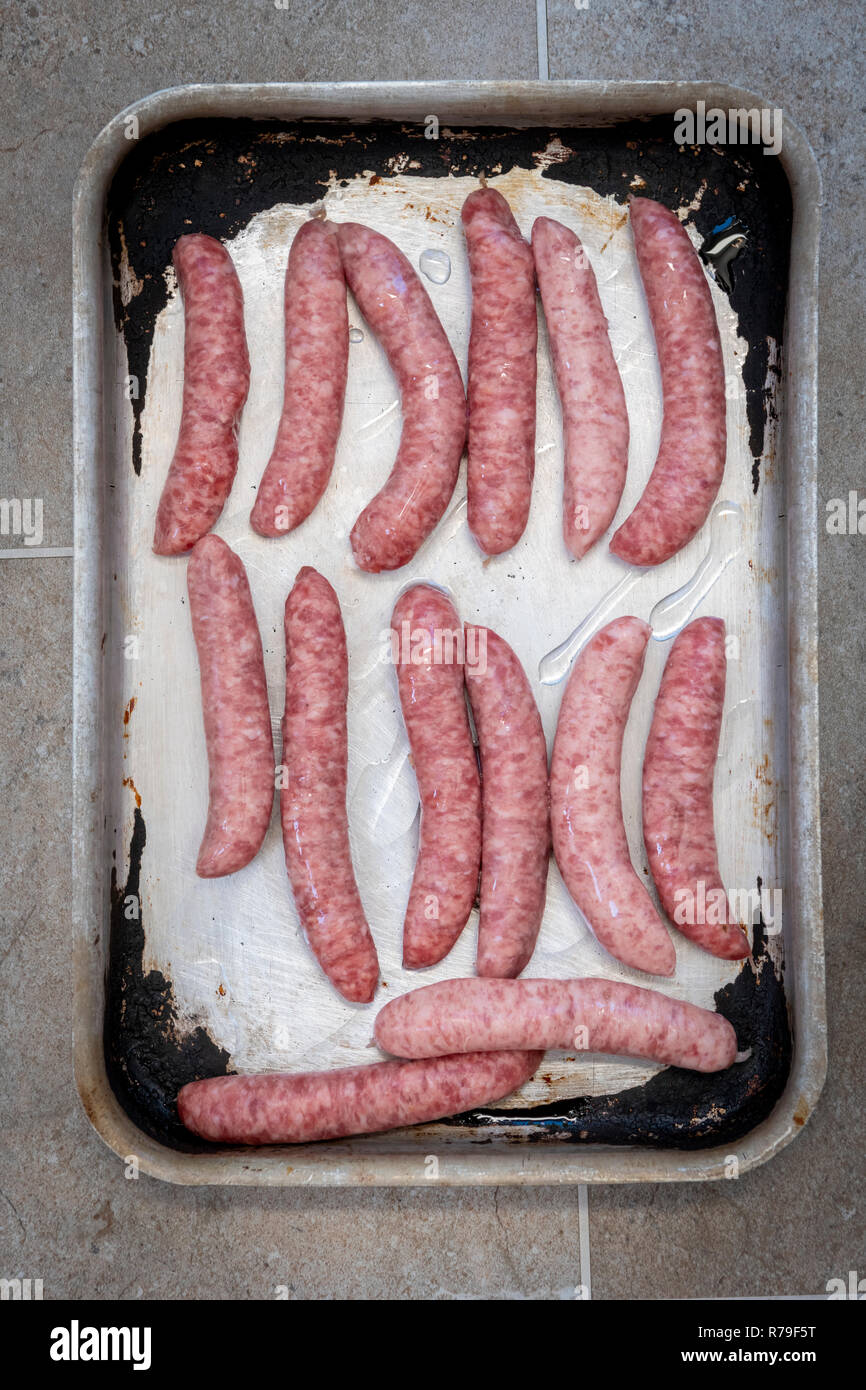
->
[107, 115, 790, 481]
[105, 116, 792, 1152]
[450, 911, 791, 1149]
[105, 808, 231, 1151]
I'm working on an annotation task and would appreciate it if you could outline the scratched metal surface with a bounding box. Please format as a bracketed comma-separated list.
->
[73, 83, 823, 1181]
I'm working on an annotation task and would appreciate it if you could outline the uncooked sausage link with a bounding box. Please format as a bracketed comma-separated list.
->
[187, 535, 274, 877]
[251, 219, 348, 537]
[643, 616, 750, 960]
[391, 585, 482, 969]
[464, 624, 550, 977]
[462, 188, 538, 555]
[550, 616, 676, 976]
[532, 215, 630, 560]
[336, 222, 466, 572]
[281, 566, 380, 1003]
[375, 977, 737, 1073]
[609, 197, 726, 567]
[154, 234, 250, 555]
[177, 1050, 543, 1144]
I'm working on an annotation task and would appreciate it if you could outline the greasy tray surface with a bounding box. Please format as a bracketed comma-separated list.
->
[73, 82, 824, 1185]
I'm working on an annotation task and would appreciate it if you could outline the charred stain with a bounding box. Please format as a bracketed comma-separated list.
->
[107, 115, 789, 488]
[105, 808, 231, 1150]
[446, 912, 791, 1150]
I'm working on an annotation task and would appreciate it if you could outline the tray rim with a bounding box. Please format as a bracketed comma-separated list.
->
[72, 79, 825, 1186]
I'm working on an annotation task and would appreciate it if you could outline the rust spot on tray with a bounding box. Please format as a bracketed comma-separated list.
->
[122, 776, 142, 809]
[752, 753, 777, 846]
[599, 209, 629, 254]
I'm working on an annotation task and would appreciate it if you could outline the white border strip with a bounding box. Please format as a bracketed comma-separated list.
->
[536, 0, 549, 81]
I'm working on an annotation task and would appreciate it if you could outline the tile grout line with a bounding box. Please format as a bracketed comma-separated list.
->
[578, 1183, 592, 1298]
[536, 0, 549, 81]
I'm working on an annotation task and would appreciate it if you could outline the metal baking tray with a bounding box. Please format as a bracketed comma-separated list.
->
[73, 81, 824, 1185]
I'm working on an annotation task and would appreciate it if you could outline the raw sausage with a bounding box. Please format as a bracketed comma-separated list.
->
[609, 198, 726, 567]
[391, 586, 482, 969]
[462, 188, 537, 554]
[251, 219, 348, 537]
[375, 977, 737, 1073]
[464, 625, 550, 977]
[282, 567, 379, 1003]
[336, 223, 466, 571]
[187, 535, 274, 877]
[532, 216, 629, 559]
[154, 234, 250, 555]
[643, 617, 750, 959]
[177, 1050, 543, 1145]
[550, 616, 676, 976]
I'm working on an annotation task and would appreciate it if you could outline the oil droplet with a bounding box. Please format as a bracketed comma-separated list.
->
[538, 570, 642, 685]
[648, 501, 744, 639]
[349, 326, 364, 343]
[419, 248, 451, 284]
[538, 500, 744, 684]
[358, 399, 400, 439]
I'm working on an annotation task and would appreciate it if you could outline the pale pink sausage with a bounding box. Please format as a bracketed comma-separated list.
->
[251, 220, 348, 537]
[462, 188, 537, 554]
[282, 567, 379, 1003]
[464, 625, 550, 977]
[550, 616, 676, 976]
[178, 1050, 543, 1145]
[375, 977, 737, 1073]
[187, 535, 274, 877]
[391, 586, 482, 969]
[154, 235, 250, 555]
[609, 198, 726, 567]
[336, 223, 466, 572]
[643, 617, 750, 960]
[532, 216, 630, 559]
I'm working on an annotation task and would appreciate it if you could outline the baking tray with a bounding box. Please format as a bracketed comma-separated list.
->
[72, 82, 824, 1185]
